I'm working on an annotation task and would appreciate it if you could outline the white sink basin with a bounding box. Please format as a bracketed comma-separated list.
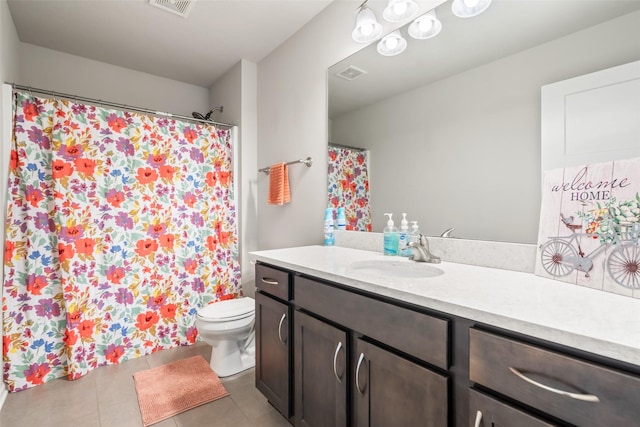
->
[348, 259, 444, 279]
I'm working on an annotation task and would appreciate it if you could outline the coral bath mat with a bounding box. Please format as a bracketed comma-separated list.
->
[133, 355, 229, 426]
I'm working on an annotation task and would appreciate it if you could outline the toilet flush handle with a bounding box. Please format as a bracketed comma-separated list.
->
[277, 313, 287, 345]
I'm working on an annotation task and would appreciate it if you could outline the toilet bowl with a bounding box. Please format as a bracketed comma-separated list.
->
[195, 296, 255, 377]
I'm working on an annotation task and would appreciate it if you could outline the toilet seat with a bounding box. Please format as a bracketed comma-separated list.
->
[197, 297, 254, 322]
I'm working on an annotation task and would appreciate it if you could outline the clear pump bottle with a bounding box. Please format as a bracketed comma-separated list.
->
[399, 213, 410, 257]
[383, 213, 399, 256]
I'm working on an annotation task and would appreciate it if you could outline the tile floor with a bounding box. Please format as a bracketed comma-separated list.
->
[0, 342, 291, 427]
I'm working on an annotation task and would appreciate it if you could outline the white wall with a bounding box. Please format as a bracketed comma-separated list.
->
[1, 0, 19, 201]
[331, 10, 640, 244]
[18, 43, 209, 116]
[0, 0, 20, 408]
[209, 60, 259, 297]
[256, 0, 446, 250]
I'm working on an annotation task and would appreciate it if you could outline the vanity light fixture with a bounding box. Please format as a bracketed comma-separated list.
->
[352, 1, 383, 43]
[451, 0, 492, 18]
[382, 0, 418, 23]
[377, 30, 407, 56]
[408, 10, 442, 39]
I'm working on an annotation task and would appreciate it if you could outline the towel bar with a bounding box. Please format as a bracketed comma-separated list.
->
[259, 157, 313, 175]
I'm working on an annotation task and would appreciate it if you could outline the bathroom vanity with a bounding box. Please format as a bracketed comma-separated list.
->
[252, 246, 640, 427]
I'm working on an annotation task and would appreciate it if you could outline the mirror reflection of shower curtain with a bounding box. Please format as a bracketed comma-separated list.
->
[328, 145, 372, 231]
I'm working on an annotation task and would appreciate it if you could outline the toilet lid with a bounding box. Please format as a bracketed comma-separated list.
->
[198, 297, 254, 321]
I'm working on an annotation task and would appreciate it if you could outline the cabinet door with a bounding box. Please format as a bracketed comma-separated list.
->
[294, 311, 348, 427]
[353, 338, 448, 427]
[255, 291, 291, 418]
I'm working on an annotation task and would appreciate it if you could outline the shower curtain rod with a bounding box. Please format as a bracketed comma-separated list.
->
[329, 142, 367, 152]
[8, 83, 235, 129]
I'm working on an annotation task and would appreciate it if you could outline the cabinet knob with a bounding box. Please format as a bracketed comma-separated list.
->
[261, 277, 279, 285]
[509, 367, 600, 403]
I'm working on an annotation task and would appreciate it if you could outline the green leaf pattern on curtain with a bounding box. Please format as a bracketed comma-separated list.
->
[3, 92, 240, 392]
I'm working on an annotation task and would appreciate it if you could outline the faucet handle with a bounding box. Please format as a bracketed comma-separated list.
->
[440, 227, 455, 238]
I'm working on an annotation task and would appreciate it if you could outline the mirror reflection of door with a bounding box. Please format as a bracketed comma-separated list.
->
[542, 60, 640, 170]
[327, 144, 372, 231]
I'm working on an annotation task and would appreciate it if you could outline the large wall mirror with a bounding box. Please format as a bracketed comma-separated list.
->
[328, 0, 640, 243]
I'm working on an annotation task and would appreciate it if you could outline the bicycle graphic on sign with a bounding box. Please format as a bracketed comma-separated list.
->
[539, 209, 640, 289]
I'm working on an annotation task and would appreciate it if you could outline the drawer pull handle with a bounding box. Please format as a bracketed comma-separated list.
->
[509, 367, 600, 403]
[474, 410, 482, 427]
[261, 277, 279, 285]
[355, 353, 366, 394]
[277, 313, 287, 345]
[333, 341, 344, 383]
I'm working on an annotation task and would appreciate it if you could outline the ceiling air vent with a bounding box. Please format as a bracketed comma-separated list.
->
[336, 66, 367, 81]
[149, 0, 195, 18]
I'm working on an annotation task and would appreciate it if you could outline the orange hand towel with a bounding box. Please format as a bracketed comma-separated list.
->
[267, 163, 291, 205]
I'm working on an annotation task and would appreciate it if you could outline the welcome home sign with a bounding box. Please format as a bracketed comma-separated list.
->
[535, 156, 640, 299]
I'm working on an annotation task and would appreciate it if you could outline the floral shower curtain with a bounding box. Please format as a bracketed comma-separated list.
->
[3, 91, 240, 392]
[327, 146, 371, 232]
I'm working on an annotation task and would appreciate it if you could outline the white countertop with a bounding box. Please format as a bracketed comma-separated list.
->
[251, 245, 640, 367]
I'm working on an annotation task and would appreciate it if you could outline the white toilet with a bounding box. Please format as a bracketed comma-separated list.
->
[195, 296, 255, 377]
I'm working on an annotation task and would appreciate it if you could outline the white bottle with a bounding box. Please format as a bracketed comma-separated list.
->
[383, 213, 399, 256]
[399, 213, 410, 257]
[409, 221, 421, 247]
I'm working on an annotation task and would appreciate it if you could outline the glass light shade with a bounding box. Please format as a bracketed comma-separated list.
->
[383, 0, 418, 22]
[408, 10, 442, 39]
[377, 30, 407, 56]
[352, 6, 383, 43]
[451, 0, 492, 18]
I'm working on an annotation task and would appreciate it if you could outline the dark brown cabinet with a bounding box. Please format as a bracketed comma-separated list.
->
[294, 310, 348, 427]
[354, 338, 448, 427]
[255, 261, 640, 427]
[469, 389, 555, 427]
[255, 290, 291, 418]
[469, 328, 640, 427]
[292, 274, 449, 427]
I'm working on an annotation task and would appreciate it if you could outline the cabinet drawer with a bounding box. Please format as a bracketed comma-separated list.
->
[469, 328, 640, 426]
[469, 389, 556, 427]
[294, 275, 449, 370]
[255, 263, 290, 301]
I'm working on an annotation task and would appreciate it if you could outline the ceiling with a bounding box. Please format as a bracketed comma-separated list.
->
[329, 0, 640, 118]
[8, 0, 333, 88]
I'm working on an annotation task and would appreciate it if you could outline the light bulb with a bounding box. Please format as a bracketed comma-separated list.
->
[392, 1, 407, 16]
[386, 37, 399, 49]
[360, 23, 374, 36]
[464, 0, 480, 7]
[418, 18, 433, 32]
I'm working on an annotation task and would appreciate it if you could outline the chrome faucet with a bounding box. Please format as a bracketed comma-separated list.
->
[407, 234, 441, 263]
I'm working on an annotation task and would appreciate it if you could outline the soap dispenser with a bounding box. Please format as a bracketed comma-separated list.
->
[336, 207, 346, 230]
[409, 221, 421, 246]
[383, 213, 399, 256]
[324, 208, 335, 246]
[399, 213, 410, 257]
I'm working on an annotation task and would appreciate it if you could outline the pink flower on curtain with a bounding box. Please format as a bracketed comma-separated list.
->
[2, 91, 240, 392]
